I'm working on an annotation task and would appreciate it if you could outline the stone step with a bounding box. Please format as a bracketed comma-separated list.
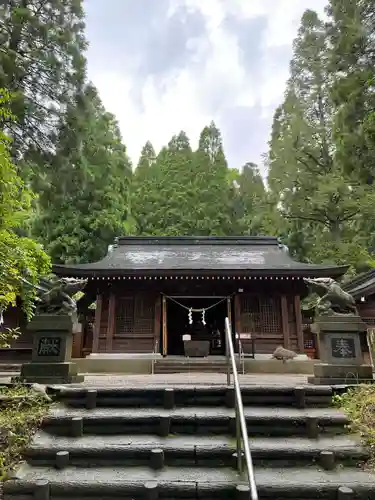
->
[153, 360, 237, 374]
[154, 364, 232, 373]
[49, 385, 334, 408]
[6, 465, 375, 499]
[0, 363, 21, 373]
[43, 406, 348, 437]
[25, 432, 367, 468]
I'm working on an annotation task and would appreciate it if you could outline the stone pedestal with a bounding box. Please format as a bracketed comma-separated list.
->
[20, 314, 84, 384]
[308, 315, 373, 385]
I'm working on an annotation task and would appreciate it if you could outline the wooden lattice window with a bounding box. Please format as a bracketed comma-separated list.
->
[116, 297, 134, 335]
[134, 296, 155, 334]
[240, 295, 281, 334]
[304, 338, 314, 350]
[115, 296, 155, 336]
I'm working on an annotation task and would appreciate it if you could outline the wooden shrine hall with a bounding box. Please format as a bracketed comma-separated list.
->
[52, 236, 348, 358]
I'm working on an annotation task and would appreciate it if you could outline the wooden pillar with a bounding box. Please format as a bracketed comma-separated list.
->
[281, 295, 290, 349]
[92, 294, 102, 353]
[294, 295, 304, 353]
[226, 296, 232, 355]
[162, 295, 167, 356]
[227, 296, 233, 328]
[234, 294, 241, 334]
[105, 294, 116, 352]
[154, 295, 161, 352]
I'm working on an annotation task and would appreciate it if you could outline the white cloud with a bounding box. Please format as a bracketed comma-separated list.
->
[86, 0, 328, 168]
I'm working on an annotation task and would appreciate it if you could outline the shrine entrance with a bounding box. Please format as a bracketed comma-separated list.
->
[161, 296, 231, 356]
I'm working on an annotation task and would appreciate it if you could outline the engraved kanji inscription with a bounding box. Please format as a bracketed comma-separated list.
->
[331, 337, 355, 359]
[37, 337, 61, 356]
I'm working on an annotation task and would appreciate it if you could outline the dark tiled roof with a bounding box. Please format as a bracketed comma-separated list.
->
[344, 269, 375, 298]
[52, 236, 348, 278]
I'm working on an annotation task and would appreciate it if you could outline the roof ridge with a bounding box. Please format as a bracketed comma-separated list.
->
[115, 236, 281, 246]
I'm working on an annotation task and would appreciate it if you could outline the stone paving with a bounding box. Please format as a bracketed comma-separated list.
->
[68, 373, 309, 387]
[0, 372, 310, 386]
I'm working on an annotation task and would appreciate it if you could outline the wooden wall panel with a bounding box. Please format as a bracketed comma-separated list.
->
[234, 294, 241, 333]
[154, 295, 161, 352]
[105, 294, 116, 352]
[111, 294, 156, 353]
[358, 297, 375, 324]
[281, 295, 289, 349]
[97, 296, 109, 353]
[239, 294, 283, 354]
[294, 295, 304, 352]
[288, 297, 298, 351]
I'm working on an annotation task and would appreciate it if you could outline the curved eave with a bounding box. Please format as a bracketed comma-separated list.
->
[348, 283, 375, 299]
[344, 270, 375, 299]
[52, 264, 349, 279]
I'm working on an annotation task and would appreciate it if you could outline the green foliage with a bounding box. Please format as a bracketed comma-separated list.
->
[235, 162, 280, 236]
[328, 0, 375, 184]
[267, 9, 373, 271]
[3, 0, 375, 281]
[0, 327, 21, 349]
[0, 385, 51, 479]
[0, 89, 50, 323]
[33, 84, 133, 264]
[131, 123, 247, 236]
[0, 0, 87, 156]
[334, 386, 375, 468]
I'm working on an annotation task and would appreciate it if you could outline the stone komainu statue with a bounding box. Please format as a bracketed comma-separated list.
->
[21, 275, 87, 315]
[303, 277, 358, 316]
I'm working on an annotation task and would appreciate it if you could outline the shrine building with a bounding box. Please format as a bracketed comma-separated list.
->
[51, 236, 348, 358]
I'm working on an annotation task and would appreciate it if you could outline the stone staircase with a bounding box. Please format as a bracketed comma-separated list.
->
[4, 384, 375, 499]
[0, 364, 21, 374]
[154, 356, 238, 373]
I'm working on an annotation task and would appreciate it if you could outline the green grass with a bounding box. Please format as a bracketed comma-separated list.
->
[0, 385, 51, 480]
[333, 384, 375, 469]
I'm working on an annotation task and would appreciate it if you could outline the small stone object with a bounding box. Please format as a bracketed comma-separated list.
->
[33, 479, 50, 500]
[159, 416, 170, 436]
[236, 484, 250, 500]
[225, 387, 235, 408]
[229, 416, 237, 437]
[294, 386, 306, 408]
[144, 481, 158, 500]
[71, 416, 83, 437]
[150, 449, 164, 469]
[231, 451, 244, 470]
[55, 451, 69, 469]
[85, 389, 97, 409]
[31, 383, 52, 402]
[271, 346, 298, 363]
[306, 416, 319, 439]
[319, 450, 335, 470]
[338, 486, 354, 499]
[163, 388, 174, 409]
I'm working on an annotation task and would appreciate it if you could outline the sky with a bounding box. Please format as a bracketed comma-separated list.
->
[84, 0, 327, 171]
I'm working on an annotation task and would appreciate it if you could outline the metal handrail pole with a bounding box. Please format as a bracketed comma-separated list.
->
[225, 317, 258, 500]
[238, 338, 245, 375]
[226, 326, 231, 386]
[242, 343, 245, 375]
[151, 340, 158, 375]
[235, 391, 243, 472]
